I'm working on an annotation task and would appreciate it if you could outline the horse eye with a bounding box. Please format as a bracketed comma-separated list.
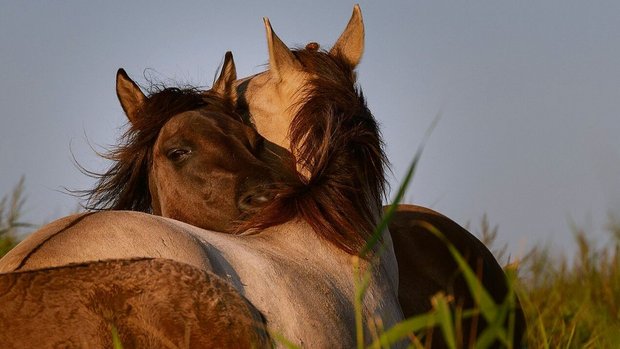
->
[166, 148, 191, 162]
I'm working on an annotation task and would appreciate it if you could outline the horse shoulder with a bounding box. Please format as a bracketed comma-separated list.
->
[0, 211, 213, 273]
[210, 221, 404, 348]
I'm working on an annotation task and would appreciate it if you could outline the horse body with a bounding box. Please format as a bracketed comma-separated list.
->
[0, 258, 270, 349]
[1, 211, 401, 348]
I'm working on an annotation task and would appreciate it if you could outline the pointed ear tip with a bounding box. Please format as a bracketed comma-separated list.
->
[224, 51, 233, 59]
[116, 68, 127, 78]
[263, 17, 273, 32]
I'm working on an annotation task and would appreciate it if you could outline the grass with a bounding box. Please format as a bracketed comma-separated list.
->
[1, 176, 619, 348]
[0, 176, 32, 256]
[354, 207, 521, 348]
[517, 219, 620, 348]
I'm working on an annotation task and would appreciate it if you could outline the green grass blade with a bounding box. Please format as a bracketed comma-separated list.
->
[418, 222, 498, 318]
[433, 294, 457, 349]
[111, 324, 123, 349]
[268, 330, 302, 349]
[353, 256, 374, 349]
[368, 312, 439, 349]
[415, 221, 513, 345]
[361, 116, 439, 258]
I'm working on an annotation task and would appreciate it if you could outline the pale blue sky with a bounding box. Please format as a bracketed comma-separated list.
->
[1, 1, 619, 257]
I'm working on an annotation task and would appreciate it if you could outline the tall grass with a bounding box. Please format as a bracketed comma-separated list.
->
[0, 176, 33, 257]
[517, 218, 620, 348]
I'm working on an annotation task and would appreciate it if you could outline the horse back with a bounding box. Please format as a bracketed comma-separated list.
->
[0, 211, 213, 273]
[388, 204, 525, 347]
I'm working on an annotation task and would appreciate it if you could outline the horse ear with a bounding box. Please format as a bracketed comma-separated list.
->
[330, 4, 365, 67]
[264, 17, 302, 80]
[213, 51, 237, 96]
[116, 69, 146, 124]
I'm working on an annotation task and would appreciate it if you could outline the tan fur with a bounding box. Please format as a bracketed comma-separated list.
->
[242, 61, 308, 153]
[330, 5, 365, 67]
[0, 211, 403, 348]
[235, 7, 364, 158]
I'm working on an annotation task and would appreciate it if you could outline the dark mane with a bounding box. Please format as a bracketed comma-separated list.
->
[81, 86, 239, 212]
[241, 48, 388, 254]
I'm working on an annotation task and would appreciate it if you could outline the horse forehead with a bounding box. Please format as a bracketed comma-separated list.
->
[159, 110, 221, 136]
[241, 70, 310, 104]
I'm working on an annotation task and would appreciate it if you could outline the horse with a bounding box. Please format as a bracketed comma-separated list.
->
[84, 62, 294, 233]
[0, 59, 404, 348]
[227, 5, 525, 346]
[0, 258, 270, 348]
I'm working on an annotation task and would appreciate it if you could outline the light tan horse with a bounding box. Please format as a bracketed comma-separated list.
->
[0, 62, 403, 347]
[230, 6, 525, 346]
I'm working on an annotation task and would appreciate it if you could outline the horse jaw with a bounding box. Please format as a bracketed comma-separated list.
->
[241, 71, 308, 154]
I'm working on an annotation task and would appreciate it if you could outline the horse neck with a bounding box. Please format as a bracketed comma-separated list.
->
[260, 219, 400, 295]
[260, 220, 403, 326]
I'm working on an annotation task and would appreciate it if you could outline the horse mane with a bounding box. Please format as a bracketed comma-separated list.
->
[239, 48, 388, 255]
[80, 85, 240, 212]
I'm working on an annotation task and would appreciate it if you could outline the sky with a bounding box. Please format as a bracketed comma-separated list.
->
[1, 1, 619, 259]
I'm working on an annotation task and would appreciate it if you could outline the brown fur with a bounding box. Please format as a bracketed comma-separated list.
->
[0, 258, 271, 348]
[389, 205, 525, 347]
[78, 84, 299, 232]
[82, 87, 232, 212]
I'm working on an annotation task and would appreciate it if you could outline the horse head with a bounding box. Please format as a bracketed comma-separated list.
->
[87, 56, 295, 233]
[236, 5, 364, 156]
[232, 5, 388, 254]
